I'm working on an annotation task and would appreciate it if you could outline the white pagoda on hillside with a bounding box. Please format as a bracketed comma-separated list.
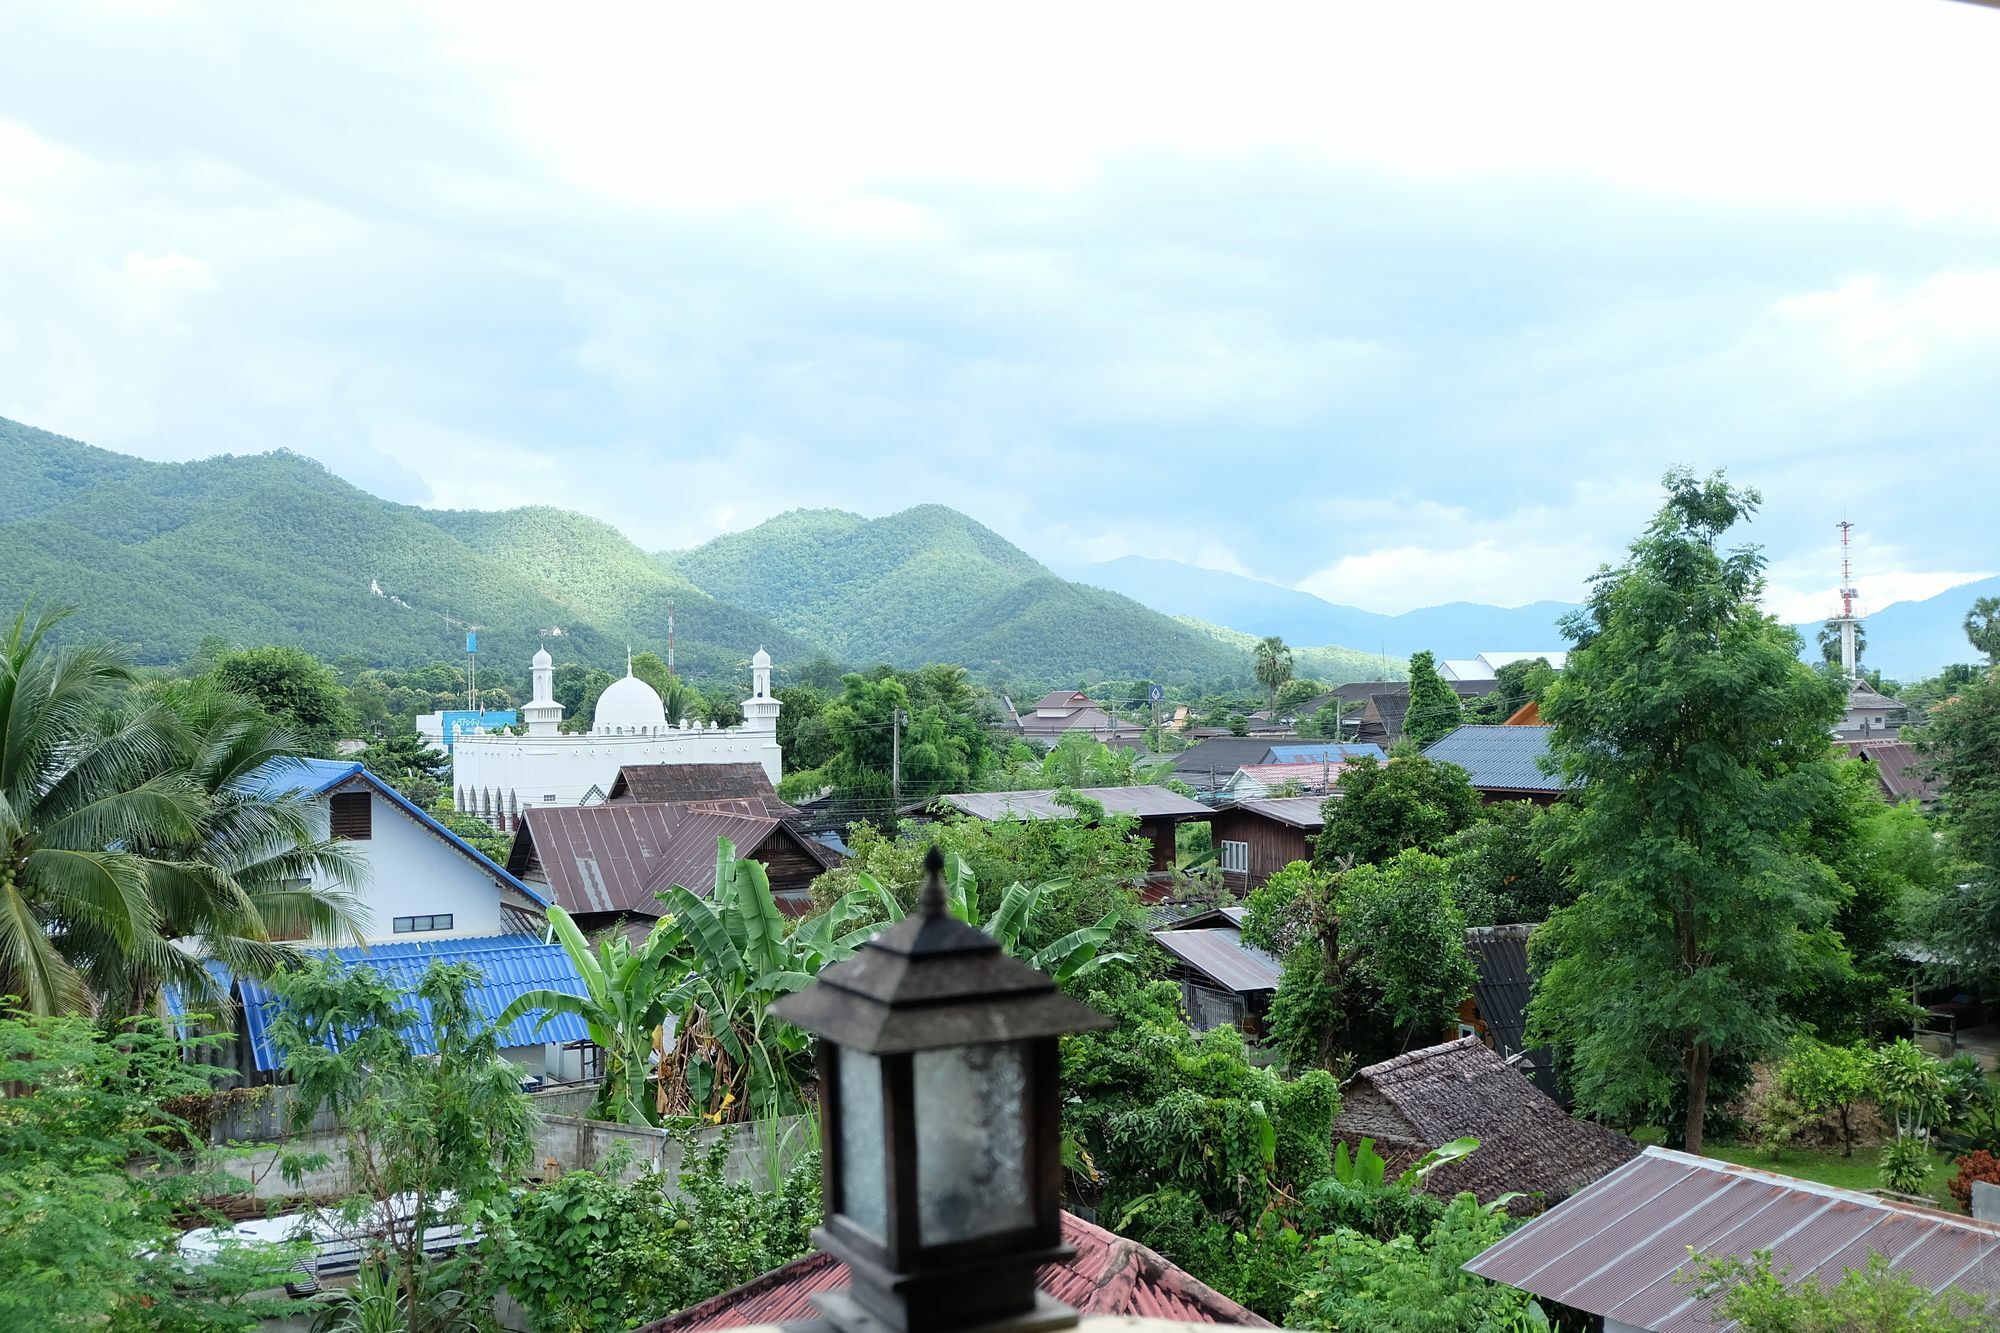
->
[451, 645, 782, 829]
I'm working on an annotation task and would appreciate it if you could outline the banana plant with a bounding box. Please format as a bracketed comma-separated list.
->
[831, 851, 1130, 986]
[497, 905, 677, 1127]
[650, 838, 879, 1124]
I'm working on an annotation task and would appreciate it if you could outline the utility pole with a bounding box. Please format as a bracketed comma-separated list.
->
[891, 708, 905, 808]
[666, 600, 676, 677]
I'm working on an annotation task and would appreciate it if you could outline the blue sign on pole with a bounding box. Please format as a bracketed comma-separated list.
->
[1147, 684, 1165, 704]
[466, 631, 477, 654]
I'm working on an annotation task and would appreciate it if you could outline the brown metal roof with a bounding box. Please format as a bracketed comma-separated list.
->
[1148, 926, 1282, 994]
[1838, 739, 1939, 806]
[605, 764, 797, 818]
[511, 803, 833, 917]
[1464, 1147, 2000, 1330]
[931, 785, 1211, 821]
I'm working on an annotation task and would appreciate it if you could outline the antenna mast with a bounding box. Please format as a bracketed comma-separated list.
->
[1835, 520, 1859, 681]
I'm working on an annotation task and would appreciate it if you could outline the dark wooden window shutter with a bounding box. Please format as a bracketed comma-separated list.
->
[329, 791, 372, 840]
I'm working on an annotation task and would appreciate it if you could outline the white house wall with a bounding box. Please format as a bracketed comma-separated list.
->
[452, 729, 783, 828]
[317, 780, 508, 943]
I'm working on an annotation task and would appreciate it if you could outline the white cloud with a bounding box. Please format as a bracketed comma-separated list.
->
[1298, 539, 1609, 613]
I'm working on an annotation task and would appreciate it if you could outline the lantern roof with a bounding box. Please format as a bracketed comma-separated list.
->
[770, 849, 1112, 1054]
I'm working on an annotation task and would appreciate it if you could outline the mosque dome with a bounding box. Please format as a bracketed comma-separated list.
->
[752, 645, 772, 669]
[532, 646, 553, 668]
[594, 672, 667, 732]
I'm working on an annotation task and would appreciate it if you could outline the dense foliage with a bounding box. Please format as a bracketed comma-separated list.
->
[495, 1131, 821, 1333]
[1916, 663, 2000, 988]
[1532, 470, 1850, 1150]
[1314, 753, 1482, 867]
[0, 1005, 304, 1331]
[1402, 650, 1463, 748]
[1689, 1251, 1986, 1332]
[267, 958, 538, 1332]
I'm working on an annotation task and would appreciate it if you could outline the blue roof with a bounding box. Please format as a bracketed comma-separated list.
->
[232, 934, 590, 1072]
[1263, 743, 1387, 764]
[1420, 725, 1569, 793]
[240, 758, 547, 907]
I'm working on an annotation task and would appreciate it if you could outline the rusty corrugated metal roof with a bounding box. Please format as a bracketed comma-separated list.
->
[516, 803, 833, 917]
[633, 1211, 1271, 1332]
[1464, 1147, 2000, 1331]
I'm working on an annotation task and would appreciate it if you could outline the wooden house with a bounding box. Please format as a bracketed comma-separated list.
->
[1208, 796, 1327, 893]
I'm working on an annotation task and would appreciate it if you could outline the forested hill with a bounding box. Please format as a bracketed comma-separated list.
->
[0, 417, 801, 676]
[664, 505, 1260, 684]
[0, 418, 1278, 684]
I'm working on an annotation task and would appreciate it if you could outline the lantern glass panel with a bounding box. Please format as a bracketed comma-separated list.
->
[914, 1041, 1031, 1245]
[836, 1045, 887, 1240]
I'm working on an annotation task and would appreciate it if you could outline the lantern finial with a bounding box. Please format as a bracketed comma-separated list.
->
[919, 846, 948, 918]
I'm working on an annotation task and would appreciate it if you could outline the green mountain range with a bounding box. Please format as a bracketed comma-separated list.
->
[0, 416, 1283, 686]
[666, 505, 1257, 683]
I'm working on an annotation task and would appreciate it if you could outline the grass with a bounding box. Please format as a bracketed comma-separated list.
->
[1702, 1142, 1962, 1212]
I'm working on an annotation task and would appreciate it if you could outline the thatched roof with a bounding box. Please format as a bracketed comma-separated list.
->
[1333, 1036, 1637, 1210]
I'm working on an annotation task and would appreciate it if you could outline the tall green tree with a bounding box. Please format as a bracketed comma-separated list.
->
[352, 730, 451, 808]
[1915, 664, 2000, 986]
[1817, 618, 1868, 669]
[268, 958, 536, 1333]
[630, 650, 697, 724]
[212, 645, 355, 757]
[1402, 650, 1462, 748]
[1313, 753, 1480, 868]
[1254, 636, 1295, 712]
[1531, 470, 1848, 1150]
[1965, 596, 2000, 667]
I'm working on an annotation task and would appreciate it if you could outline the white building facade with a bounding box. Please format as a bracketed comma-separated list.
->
[451, 646, 784, 828]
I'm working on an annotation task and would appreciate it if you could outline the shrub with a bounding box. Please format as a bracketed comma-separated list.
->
[1947, 1149, 2000, 1212]
[1880, 1135, 1938, 1196]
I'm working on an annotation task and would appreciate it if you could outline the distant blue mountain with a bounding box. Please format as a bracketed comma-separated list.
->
[1070, 556, 1579, 662]
[1823, 574, 2000, 681]
[1075, 554, 1996, 683]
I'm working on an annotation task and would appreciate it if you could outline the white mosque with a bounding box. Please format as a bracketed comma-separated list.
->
[451, 644, 783, 829]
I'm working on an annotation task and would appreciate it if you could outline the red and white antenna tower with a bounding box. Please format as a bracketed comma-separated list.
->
[1834, 520, 1860, 680]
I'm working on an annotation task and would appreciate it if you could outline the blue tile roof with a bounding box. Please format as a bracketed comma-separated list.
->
[1263, 743, 1388, 764]
[1420, 725, 1569, 793]
[240, 758, 547, 907]
[231, 933, 590, 1072]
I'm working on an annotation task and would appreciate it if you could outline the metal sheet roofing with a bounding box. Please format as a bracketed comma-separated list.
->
[1464, 1147, 2000, 1331]
[1839, 739, 1939, 805]
[1421, 725, 1569, 794]
[1264, 743, 1387, 764]
[232, 934, 588, 1072]
[242, 758, 549, 906]
[933, 785, 1211, 821]
[605, 764, 797, 818]
[1464, 924, 1535, 1058]
[634, 1211, 1271, 1332]
[1225, 796, 1331, 830]
[512, 803, 835, 917]
[1149, 926, 1282, 994]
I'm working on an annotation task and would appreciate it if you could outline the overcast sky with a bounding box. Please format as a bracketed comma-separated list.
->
[3, 1, 1996, 622]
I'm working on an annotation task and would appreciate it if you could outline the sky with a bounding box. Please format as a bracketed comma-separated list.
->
[2, 0, 1997, 623]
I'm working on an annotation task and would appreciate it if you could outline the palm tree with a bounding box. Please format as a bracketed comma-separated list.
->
[87, 678, 366, 1015]
[0, 604, 202, 1013]
[1253, 635, 1294, 712]
[0, 603, 362, 1015]
[1817, 618, 1867, 669]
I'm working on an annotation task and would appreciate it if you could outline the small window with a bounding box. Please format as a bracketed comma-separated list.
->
[393, 914, 453, 933]
[329, 791, 372, 840]
[1219, 840, 1250, 874]
[542, 793, 557, 804]
[1458, 1023, 1479, 1040]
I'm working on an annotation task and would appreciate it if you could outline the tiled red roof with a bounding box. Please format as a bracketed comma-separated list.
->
[633, 1212, 1272, 1332]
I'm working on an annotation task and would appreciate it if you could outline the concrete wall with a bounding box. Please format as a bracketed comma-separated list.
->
[200, 1100, 811, 1200]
